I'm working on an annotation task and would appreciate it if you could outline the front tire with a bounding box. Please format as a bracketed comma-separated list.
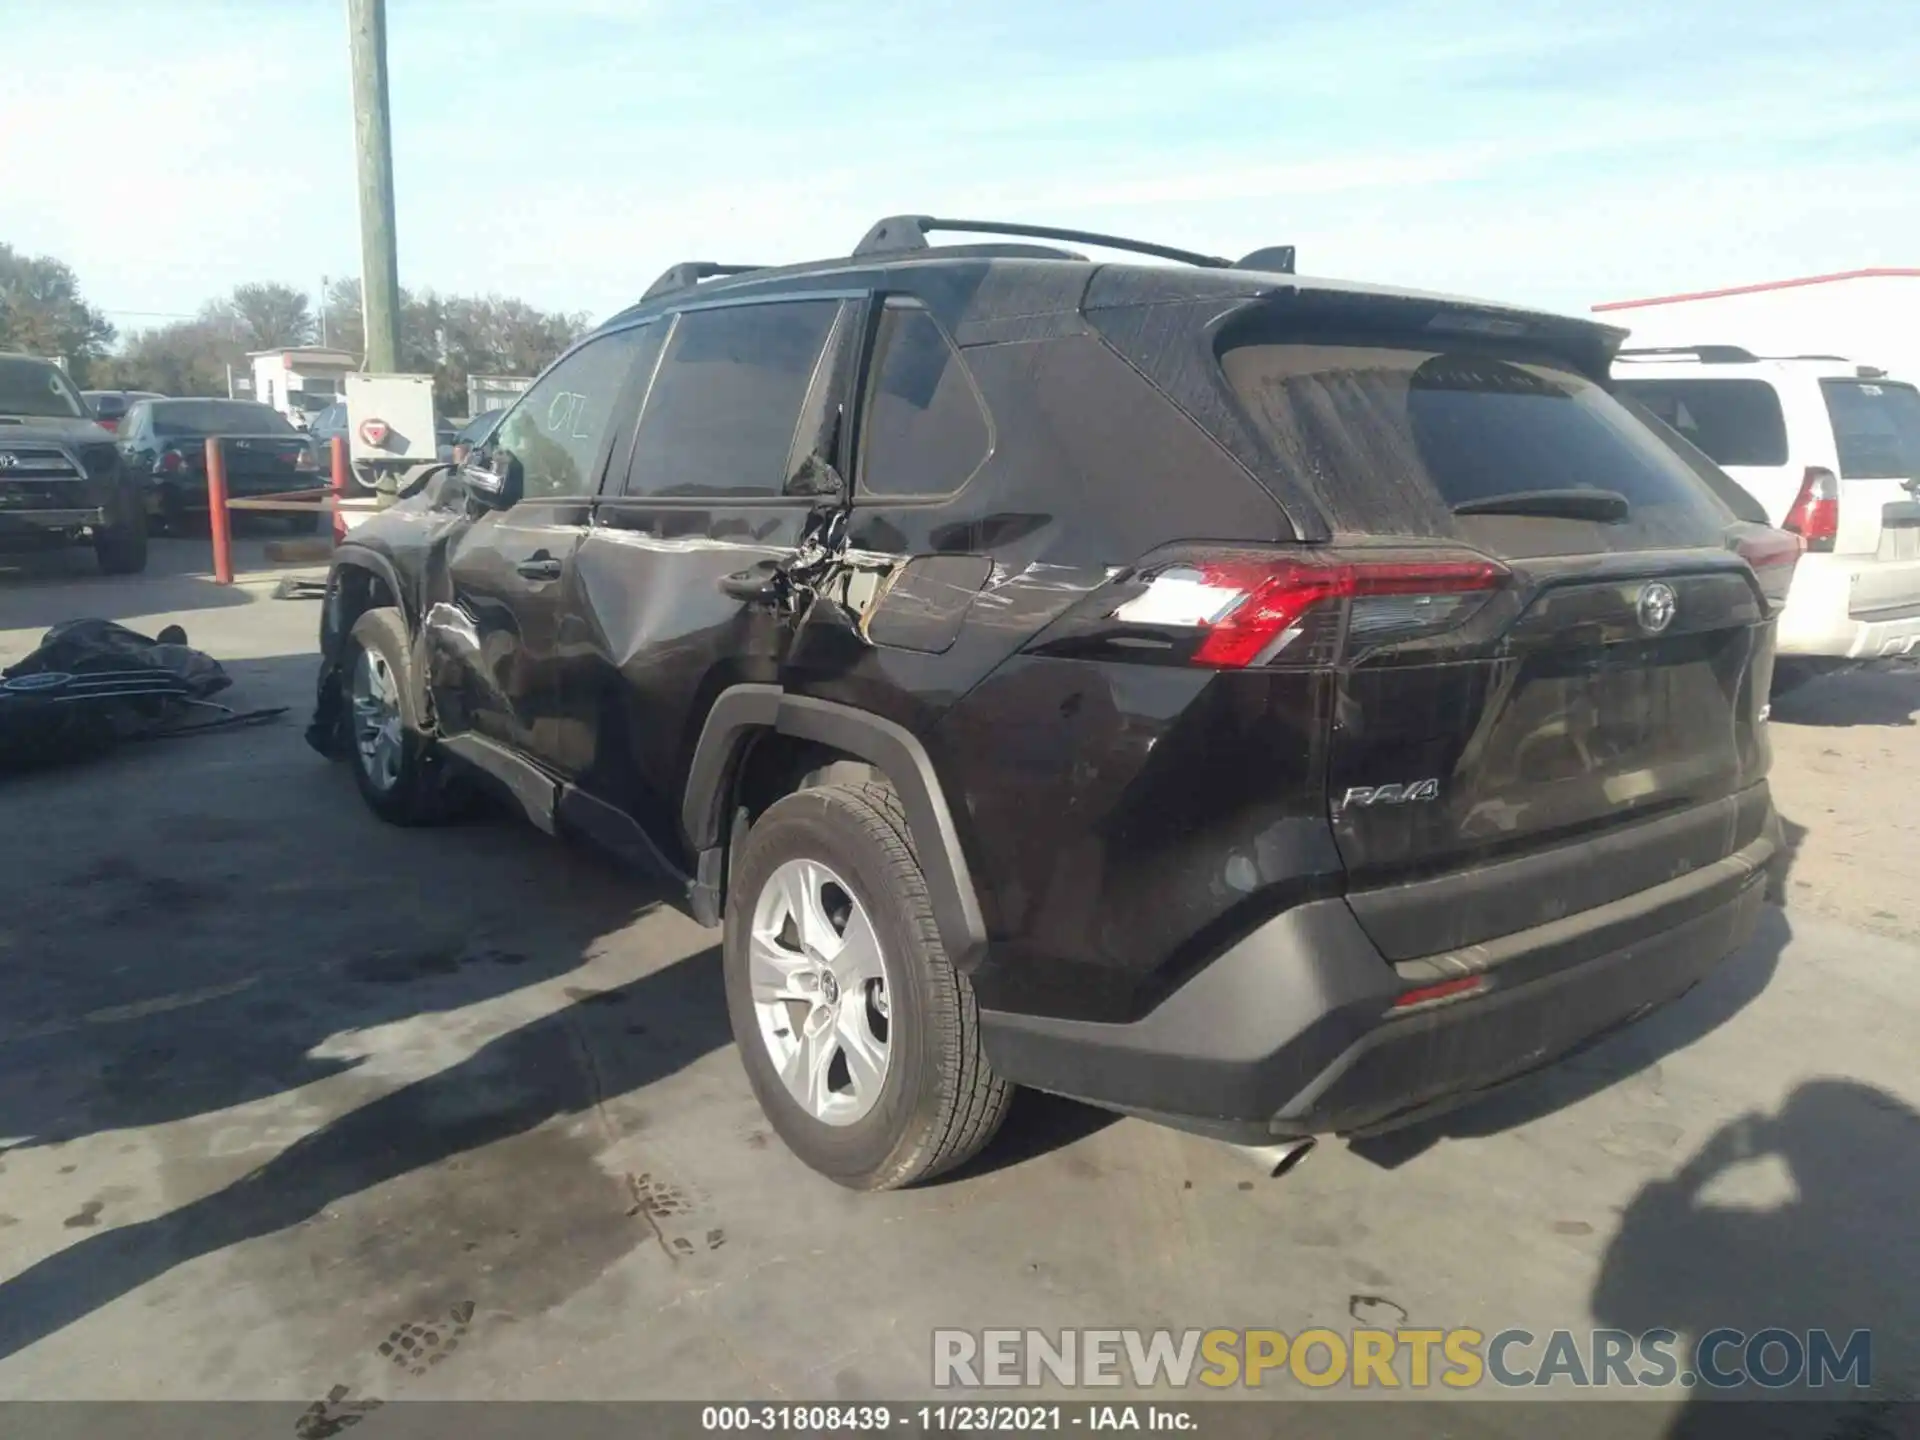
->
[724, 780, 1012, 1190]
[342, 607, 455, 826]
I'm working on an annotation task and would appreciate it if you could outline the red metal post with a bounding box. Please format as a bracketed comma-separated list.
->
[205, 436, 234, 585]
[330, 436, 349, 545]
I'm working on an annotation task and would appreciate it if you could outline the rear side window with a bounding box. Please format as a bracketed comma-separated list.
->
[1221, 343, 1731, 528]
[625, 300, 841, 498]
[858, 304, 990, 497]
[1821, 379, 1920, 479]
[1610, 378, 1788, 467]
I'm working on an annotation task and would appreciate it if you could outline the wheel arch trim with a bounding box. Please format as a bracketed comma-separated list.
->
[684, 686, 988, 970]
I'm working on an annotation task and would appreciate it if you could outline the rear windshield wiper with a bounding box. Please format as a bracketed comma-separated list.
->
[1453, 488, 1630, 522]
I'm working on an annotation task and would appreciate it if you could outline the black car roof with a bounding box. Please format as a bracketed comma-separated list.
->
[592, 215, 1621, 359]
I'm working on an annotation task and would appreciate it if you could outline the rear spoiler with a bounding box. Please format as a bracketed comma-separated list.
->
[1206, 286, 1632, 385]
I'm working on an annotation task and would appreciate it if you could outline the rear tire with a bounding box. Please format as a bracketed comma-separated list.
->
[724, 779, 1012, 1190]
[341, 607, 457, 826]
[93, 511, 149, 575]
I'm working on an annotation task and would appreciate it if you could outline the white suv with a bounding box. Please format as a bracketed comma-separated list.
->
[1613, 348, 1920, 680]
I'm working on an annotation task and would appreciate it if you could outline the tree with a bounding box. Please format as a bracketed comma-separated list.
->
[322, 277, 587, 413]
[90, 319, 244, 398]
[220, 282, 316, 349]
[0, 243, 115, 382]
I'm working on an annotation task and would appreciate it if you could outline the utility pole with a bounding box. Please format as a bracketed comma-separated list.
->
[346, 0, 400, 373]
[319, 274, 329, 348]
[346, 0, 400, 507]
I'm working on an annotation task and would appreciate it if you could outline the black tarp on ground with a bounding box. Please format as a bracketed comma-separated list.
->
[0, 619, 277, 772]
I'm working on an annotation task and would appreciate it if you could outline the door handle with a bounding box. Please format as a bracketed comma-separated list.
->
[515, 556, 564, 581]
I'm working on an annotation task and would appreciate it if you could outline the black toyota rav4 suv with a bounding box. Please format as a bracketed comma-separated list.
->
[308, 217, 1794, 1190]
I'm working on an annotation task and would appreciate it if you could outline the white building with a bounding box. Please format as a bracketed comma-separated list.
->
[1594, 269, 1920, 381]
[245, 347, 359, 426]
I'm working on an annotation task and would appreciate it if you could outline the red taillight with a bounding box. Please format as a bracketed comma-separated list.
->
[1390, 974, 1487, 1011]
[1783, 467, 1839, 553]
[1113, 551, 1508, 668]
[97, 418, 119, 433]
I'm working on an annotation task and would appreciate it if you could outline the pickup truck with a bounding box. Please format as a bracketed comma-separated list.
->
[0, 353, 147, 574]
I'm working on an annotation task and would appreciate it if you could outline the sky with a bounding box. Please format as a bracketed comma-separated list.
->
[4, 0, 1917, 342]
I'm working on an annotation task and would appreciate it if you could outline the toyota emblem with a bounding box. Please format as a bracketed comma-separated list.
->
[1637, 582, 1677, 635]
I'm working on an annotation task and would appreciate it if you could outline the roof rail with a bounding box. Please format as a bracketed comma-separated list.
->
[641, 262, 765, 302]
[853, 215, 1247, 270]
[1615, 344, 1759, 364]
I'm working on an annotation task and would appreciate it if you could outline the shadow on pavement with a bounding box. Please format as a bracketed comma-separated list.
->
[1769, 664, 1920, 730]
[0, 538, 288, 635]
[0, 653, 669, 1149]
[1350, 906, 1791, 1169]
[0, 945, 732, 1364]
[937, 1089, 1121, 1184]
[1592, 1078, 1920, 1434]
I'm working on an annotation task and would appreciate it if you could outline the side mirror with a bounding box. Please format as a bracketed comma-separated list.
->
[460, 448, 522, 509]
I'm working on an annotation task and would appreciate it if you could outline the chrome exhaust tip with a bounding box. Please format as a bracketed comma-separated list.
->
[1225, 1136, 1316, 1179]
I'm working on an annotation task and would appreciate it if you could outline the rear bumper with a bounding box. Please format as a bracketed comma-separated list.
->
[0, 507, 108, 538]
[1777, 552, 1920, 659]
[980, 821, 1777, 1143]
[146, 474, 315, 515]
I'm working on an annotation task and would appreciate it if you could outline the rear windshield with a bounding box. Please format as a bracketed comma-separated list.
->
[1614, 394, 1771, 525]
[1221, 342, 1732, 542]
[1611, 378, 1788, 467]
[0, 356, 87, 419]
[151, 401, 295, 437]
[1821, 379, 1920, 479]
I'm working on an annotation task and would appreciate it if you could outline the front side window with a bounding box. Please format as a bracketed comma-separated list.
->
[492, 325, 654, 500]
[858, 304, 990, 497]
[625, 300, 841, 498]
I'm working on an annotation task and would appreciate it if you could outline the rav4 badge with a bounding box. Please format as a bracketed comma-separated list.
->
[1340, 779, 1440, 811]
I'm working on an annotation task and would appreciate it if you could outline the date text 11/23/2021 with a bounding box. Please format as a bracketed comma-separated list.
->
[701, 1405, 1195, 1433]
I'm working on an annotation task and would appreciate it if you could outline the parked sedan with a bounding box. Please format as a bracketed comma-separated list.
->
[117, 398, 322, 533]
[307, 401, 349, 461]
[82, 389, 166, 434]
